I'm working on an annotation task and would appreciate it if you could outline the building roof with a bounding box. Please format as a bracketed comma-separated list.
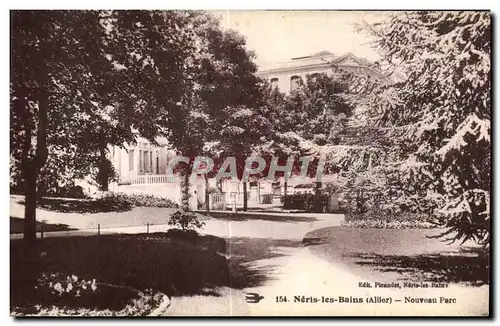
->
[257, 51, 383, 78]
[291, 50, 335, 60]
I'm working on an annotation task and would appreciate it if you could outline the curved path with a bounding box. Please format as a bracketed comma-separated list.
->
[166, 214, 489, 317]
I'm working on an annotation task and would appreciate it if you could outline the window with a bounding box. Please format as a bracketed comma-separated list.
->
[290, 75, 301, 92]
[139, 150, 143, 173]
[356, 67, 365, 74]
[310, 73, 320, 83]
[156, 155, 160, 174]
[270, 78, 279, 90]
[143, 150, 148, 173]
[149, 151, 153, 173]
[128, 149, 135, 171]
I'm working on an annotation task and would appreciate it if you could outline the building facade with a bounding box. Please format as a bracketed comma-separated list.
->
[111, 136, 177, 185]
[256, 51, 387, 93]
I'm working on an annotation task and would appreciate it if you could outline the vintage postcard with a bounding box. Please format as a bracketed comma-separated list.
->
[10, 10, 490, 317]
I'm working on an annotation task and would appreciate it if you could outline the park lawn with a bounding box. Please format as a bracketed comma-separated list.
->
[11, 232, 229, 314]
[10, 216, 76, 234]
[10, 195, 206, 231]
[303, 226, 489, 286]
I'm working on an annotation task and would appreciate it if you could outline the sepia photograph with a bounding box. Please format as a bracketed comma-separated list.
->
[9, 9, 491, 317]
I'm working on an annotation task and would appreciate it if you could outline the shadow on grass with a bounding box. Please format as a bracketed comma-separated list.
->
[10, 217, 76, 234]
[226, 237, 303, 289]
[206, 212, 319, 223]
[10, 232, 229, 309]
[18, 197, 132, 214]
[347, 247, 490, 286]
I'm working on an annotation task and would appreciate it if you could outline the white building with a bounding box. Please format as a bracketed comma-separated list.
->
[111, 136, 176, 185]
[256, 51, 387, 93]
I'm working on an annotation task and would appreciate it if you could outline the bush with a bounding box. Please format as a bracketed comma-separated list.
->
[168, 210, 205, 233]
[29, 195, 133, 213]
[46, 185, 87, 199]
[97, 193, 134, 211]
[27, 192, 178, 214]
[342, 209, 435, 229]
[165, 228, 199, 239]
[107, 193, 179, 208]
[283, 193, 329, 212]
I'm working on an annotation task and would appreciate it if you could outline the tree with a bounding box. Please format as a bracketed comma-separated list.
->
[172, 12, 267, 211]
[280, 74, 352, 146]
[73, 10, 200, 191]
[10, 10, 96, 301]
[11, 11, 83, 244]
[256, 74, 353, 209]
[349, 12, 491, 245]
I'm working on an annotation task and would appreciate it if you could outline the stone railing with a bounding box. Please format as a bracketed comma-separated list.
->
[119, 174, 178, 185]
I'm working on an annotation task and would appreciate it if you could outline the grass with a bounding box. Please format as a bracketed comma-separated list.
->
[11, 232, 229, 313]
[10, 217, 76, 234]
[346, 250, 489, 286]
[303, 226, 490, 286]
[10, 196, 187, 231]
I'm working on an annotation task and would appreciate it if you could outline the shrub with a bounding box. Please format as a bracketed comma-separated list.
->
[283, 193, 330, 212]
[165, 228, 199, 239]
[97, 192, 179, 208]
[97, 193, 134, 211]
[168, 210, 205, 233]
[21, 192, 178, 213]
[343, 209, 435, 229]
[46, 185, 87, 199]
[30, 195, 133, 213]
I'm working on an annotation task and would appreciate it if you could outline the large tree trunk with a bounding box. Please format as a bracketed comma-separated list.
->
[98, 128, 109, 191]
[18, 91, 49, 304]
[181, 158, 194, 211]
[23, 168, 37, 245]
[181, 171, 190, 211]
[19, 166, 40, 305]
[20, 118, 36, 244]
[242, 181, 248, 211]
[21, 92, 48, 245]
[20, 177, 39, 306]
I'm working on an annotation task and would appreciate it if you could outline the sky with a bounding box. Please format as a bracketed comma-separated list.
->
[214, 10, 386, 68]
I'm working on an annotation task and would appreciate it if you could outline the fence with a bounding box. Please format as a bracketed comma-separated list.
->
[11, 221, 173, 240]
[210, 193, 226, 210]
[208, 192, 276, 210]
[119, 174, 178, 185]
